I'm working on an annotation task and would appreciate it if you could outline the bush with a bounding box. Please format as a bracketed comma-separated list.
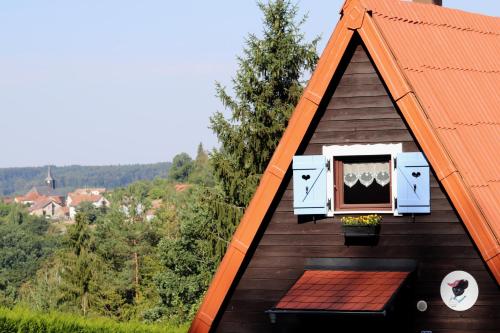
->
[0, 307, 187, 333]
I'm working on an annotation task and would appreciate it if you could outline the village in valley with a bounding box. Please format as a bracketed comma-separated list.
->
[4, 166, 168, 222]
[6, 167, 109, 221]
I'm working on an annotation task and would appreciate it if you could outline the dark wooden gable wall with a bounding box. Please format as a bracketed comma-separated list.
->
[215, 37, 500, 333]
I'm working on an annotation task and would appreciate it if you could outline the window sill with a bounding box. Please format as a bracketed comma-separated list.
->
[333, 210, 394, 215]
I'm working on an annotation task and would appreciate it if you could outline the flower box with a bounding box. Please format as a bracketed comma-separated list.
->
[342, 224, 380, 237]
[341, 215, 382, 238]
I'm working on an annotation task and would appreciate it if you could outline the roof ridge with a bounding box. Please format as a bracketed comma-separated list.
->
[360, 0, 500, 35]
[403, 65, 500, 74]
[364, 0, 500, 19]
[373, 12, 500, 36]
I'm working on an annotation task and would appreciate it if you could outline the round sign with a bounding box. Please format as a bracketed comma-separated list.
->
[440, 271, 478, 311]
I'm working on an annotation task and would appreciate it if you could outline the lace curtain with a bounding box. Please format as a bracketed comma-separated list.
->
[343, 162, 390, 188]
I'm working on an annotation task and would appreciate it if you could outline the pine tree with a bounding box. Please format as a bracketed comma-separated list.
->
[150, 1, 318, 321]
[210, 0, 319, 207]
[60, 210, 97, 316]
[188, 143, 214, 186]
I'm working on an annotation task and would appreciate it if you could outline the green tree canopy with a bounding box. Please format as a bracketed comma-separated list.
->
[0, 203, 59, 306]
[168, 153, 194, 183]
[210, 0, 319, 207]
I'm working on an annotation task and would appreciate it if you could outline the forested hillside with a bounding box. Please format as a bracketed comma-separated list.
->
[0, 145, 217, 325]
[0, 163, 171, 196]
[0, 2, 319, 331]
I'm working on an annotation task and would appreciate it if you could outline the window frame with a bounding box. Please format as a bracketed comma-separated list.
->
[322, 143, 402, 217]
[334, 156, 393, 211]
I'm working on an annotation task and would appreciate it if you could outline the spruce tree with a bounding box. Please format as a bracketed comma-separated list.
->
[60, 210, 97, 316]
[152, 1, 319, 322]
[188, 143, 214, 186]
[210, 0, 319, 207]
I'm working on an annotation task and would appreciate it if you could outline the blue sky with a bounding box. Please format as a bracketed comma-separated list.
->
[0, 1, 498, 167]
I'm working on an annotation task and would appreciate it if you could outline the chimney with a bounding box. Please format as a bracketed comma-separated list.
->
[411, 0, 442, 5]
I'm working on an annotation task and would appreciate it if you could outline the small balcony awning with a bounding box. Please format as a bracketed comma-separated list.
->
[267, 270, 410, 319]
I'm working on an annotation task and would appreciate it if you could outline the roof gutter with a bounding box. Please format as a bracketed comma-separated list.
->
[265, 309, 387, 325]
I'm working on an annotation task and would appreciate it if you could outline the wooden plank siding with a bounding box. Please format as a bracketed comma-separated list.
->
[215, 39, 500, 332]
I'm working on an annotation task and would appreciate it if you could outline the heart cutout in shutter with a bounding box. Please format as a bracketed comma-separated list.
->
[302, 174, 311, 181]
[412, 171, 421, 178]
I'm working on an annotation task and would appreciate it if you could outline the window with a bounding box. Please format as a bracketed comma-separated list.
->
[334, 155, 392, 211]
[292, 145, 430, 216]
[323, 143, 402, 216]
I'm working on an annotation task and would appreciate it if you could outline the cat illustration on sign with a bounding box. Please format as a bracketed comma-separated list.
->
[447, 279, 468, 307]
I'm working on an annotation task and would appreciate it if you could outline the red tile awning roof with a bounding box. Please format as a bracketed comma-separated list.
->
[275, 270, 410, 312]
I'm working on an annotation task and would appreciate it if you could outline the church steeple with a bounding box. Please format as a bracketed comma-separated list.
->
[45, 166, 55, 190]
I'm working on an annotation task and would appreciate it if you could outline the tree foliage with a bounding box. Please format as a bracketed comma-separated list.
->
[168, 153, 193, 183]
[187, 144, 214, 187]
[210, 0, 319, 207]
[152, 187, 242, 322]
[0, 203, 59, 306]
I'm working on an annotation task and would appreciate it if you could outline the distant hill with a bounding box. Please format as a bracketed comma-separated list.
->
[0, 163, 171, 196]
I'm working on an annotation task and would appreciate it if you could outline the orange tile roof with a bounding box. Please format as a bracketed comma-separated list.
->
[68, 194, 103, 207]
[275, 270, 409, 312]
[48, 196, 64, 205]
[190, 2, 500, 332]
[15, 189, 41, 203]
[361, 0, 500, 241]
[29, 196, 63, 212]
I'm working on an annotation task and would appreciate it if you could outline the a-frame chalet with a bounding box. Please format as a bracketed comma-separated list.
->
[191, 0, 500, 331]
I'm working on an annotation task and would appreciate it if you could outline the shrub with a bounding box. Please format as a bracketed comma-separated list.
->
[0, 307, 187, 333]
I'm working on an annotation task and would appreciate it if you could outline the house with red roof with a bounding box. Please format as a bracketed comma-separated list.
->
[190, 0, 500, 332]
[14, 184, 59, 206]
[14, 188, 42, 205]
[66, 190, 109, 219]
[29, 196, 66, 219]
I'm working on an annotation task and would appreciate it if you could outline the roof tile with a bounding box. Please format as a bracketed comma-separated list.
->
[274, 270, 409, 312]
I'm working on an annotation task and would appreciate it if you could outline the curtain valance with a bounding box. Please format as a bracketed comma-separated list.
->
[343, 162, 390, 188]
